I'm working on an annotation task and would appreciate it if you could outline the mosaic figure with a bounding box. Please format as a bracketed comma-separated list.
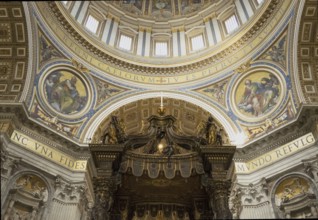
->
[236, 72, 281, 117]
[266, 35, 286, 64]
[39, 34, 62, 63]
[202, 81, 226, 103]
[44, 70, 88, 114]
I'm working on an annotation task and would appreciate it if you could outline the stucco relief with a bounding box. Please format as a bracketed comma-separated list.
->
[274, 177, 311, 206]
[14, 174, 48, 201]
[3, 174, 49, 220]
[273, 176, 318, 218]
[241, 99, 296, 140]
[30, 98, 81, 138]
[261, 32, 287, 67]
[196, 78, 228, 107]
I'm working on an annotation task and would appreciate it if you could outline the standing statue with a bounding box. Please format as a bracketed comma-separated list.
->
[101, 116, 127, 144]
[195, 115, 225, 146]
[108, 125, 118, 144]
[206, 116, 218, 145]
[102, 124, 118, 144]
[215, 130, 223, 146]
[196, 120, 206, 139]
[208, 123, 217, 144]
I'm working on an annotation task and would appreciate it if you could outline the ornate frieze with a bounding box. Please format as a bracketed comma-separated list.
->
[0, 104, 91, 156]
[302, 154, 318, 183]
[234, 107, 318, 161]
[53, 175, 87, 204]
[1, 145, 20, 178]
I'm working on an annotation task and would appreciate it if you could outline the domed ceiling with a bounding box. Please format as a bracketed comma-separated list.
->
[51, 0, 273, 73]
[16, 0, 311, 149]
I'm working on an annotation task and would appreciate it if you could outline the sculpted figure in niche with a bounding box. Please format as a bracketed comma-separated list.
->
[15, 175, 32, 188]
[31, 181, 44, 198]
[108, 125, 117, 144]
[281, 187, 294, 203]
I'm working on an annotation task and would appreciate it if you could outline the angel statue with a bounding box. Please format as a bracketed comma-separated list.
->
[102, 124, 118, 144]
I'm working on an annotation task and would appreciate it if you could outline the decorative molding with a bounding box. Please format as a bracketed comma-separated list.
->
[45, 0, 280, 75]
[53, 175, 87, 204]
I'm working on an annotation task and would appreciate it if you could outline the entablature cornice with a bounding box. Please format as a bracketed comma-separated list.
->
[234, 106, 318, 162]
[34, 0, 284, 77]
[0, 103, 90, 159]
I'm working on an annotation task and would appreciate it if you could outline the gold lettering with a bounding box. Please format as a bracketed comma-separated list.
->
[148, 77, 155, 83]
[265, 155, 272, 162]
[235, 133, 316, 174]
[275, 149, 284, 158]
[80, 162, 86, 169]
[11, 130, 87, 171]
[235, 163, 246, 172]
[306, 134, 314, 143]
[21, 137, 28, 145]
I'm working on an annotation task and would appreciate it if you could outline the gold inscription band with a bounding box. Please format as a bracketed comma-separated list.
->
[11, 130, 87, 171]
[235, 133, 316, 174]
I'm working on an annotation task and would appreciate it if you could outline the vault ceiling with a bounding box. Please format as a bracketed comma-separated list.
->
[296, 0, 318, 104]
[92, 98, 229, 143]
[0, 2, 28, 102]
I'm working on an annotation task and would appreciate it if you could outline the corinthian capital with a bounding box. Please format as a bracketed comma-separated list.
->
[53, 175, 87, 204]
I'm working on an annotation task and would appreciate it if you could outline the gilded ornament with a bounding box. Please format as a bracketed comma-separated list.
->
[71, 59, 89, 73]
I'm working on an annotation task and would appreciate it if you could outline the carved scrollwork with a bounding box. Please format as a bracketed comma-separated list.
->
[1, 146, 20, 178]
[303, 154, 318, 183]
[229, 186, 243, 219]
[54, 175, 87, 204]
[205, 179, 232, 219]
[92, 176, 119, 220]
[241, 178, 269, 205]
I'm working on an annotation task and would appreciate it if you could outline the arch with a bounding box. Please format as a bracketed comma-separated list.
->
[1, 169, 54, 219]
[83, 91, 241, 145]
[5, 170, 53, 200]
[19, 2, 33, 102]
[270, 172, 318, 218]
[292, 0, 306, 103]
